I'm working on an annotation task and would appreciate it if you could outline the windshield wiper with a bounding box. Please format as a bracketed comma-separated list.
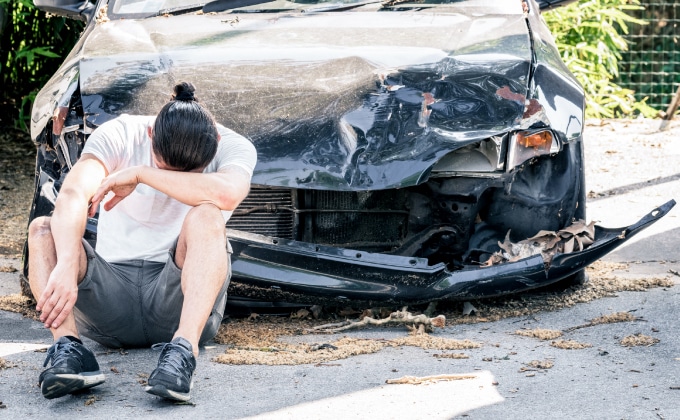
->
[202, 0, 282, 13]
[158, 3, 207, 16]
[203, 0, 379, 13]
[301, 0, 381, 12]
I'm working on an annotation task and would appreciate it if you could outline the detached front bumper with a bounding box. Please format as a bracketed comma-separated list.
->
[227, 200, 676, 305]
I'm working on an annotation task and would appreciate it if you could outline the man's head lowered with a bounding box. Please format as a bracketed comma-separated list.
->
[151, 82, 219, 172]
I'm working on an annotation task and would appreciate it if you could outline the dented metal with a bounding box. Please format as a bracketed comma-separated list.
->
[225, 200, 676, 303]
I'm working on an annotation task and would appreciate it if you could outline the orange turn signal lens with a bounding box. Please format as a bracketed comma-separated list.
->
[516, 131, 553, 149]
[507, 130, 559, 171]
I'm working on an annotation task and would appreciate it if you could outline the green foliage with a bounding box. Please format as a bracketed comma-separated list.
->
[543, 0, 657, 118]
[0, 0, 84, 131]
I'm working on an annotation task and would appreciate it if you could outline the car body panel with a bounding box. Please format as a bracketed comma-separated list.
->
[46, 10, 539, 191]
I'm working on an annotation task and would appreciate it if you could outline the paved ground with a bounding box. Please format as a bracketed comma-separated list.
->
[0, 119, 679, 419]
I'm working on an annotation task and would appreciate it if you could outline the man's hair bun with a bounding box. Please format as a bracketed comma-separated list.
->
[173, 82, 197, 102]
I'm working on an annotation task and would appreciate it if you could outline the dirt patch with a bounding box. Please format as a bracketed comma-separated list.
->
[213, 319, 482, 365]
[390, 335, 480, 350]
[385, 374, 477, 385]
[564, 311, 641, 333]
[213, 336, 389, 366]
[514, 328, 563, 340]
[589, 312, 638, 325]
[0, 127, 34, 259]
[620, 334, 660, 347]
[0, 264, 18, 273]
[522, 359, 554, 370]
[0, 357, 16, 369]
[550, 339, 592, 350]
[433, 353, 469, 359]
[0, 294, 38, 321]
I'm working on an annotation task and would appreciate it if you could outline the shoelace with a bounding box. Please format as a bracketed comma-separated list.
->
[43, 341, 83, 368]
[151, 342, 191, 378]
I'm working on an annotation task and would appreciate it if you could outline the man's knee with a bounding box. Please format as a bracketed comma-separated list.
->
[28, 217, 53, 247]
[183, 204, 226, 235]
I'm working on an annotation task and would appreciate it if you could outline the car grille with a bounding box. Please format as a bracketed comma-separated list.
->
[227, 187, 296, 238]
[228, 187, 408, 250]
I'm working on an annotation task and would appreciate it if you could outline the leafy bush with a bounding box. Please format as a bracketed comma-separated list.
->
[543, 0, 657, 118]
[0, 0, 84, 131]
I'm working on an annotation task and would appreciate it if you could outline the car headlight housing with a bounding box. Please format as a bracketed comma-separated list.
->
[430, 135, 505, 177]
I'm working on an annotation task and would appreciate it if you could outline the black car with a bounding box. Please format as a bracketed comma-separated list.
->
[25, 0, 674, 308]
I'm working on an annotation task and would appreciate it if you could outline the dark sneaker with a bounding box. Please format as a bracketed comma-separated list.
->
[39, 336, 106, 399]
[145, 337, 196, 402]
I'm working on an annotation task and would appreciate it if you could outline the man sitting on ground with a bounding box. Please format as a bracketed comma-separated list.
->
[28, 82, 257, 401]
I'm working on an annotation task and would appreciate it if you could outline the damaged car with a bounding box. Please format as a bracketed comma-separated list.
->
[25, 0, 674, 309]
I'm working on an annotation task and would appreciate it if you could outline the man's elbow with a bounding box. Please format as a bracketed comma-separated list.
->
[55, 186, 91, 207]
[213, 188, 248, 211]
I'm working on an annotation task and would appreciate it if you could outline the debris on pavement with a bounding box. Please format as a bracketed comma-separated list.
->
[620, 334, 660, 347]
[0, 294, 38, 320]
[564, 311, 641, 332]
[0, 358, 16, 369]
[550, 340, 592, 350]
[213, 317, 480, 365]
[433, 353, 469, 359]
[514, 328, 563, 340]
[308, 307, 446, 334]
[385, 374, 477, 385]
[521, 359, 554, 371]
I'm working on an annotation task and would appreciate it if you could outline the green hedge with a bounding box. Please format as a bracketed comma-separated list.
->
[0, 0, 83, 130]
[543, 0, 656, 118]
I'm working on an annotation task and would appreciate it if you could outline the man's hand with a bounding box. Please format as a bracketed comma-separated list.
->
[89, 166, 142, 217]
[36, 262, 80, 329]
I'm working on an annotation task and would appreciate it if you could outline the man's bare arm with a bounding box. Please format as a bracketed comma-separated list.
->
[90, 165, 251, 215]
[37, 154, 107, 329]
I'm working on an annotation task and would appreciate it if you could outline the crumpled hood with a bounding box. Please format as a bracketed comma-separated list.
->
[78, 9, 534, 190]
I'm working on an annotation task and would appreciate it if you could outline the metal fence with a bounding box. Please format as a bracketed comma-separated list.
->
[617, 1, 679, 112]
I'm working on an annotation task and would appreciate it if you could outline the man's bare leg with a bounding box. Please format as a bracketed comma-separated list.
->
[27, 216, 88, 339]
[28, 216, 104, 399]
[172, 203, 229, 356]
[145, 204, 227, 402]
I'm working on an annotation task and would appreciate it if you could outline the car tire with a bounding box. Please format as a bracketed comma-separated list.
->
[560, 269, 589, 287]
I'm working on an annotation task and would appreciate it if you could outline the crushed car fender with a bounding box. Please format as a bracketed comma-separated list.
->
[226, 200, 676, 304]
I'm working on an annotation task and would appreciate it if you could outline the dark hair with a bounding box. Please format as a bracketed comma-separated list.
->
[152, 82, 219, 171]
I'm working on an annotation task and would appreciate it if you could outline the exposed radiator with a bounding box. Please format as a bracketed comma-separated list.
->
[227, 187, 408, 250]
[227, 187, 295, 238]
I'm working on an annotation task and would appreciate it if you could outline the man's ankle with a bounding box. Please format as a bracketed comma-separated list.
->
[172, 335, 198, 357]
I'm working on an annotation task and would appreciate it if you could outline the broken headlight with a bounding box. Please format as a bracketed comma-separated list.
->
[430, 135, 505, 177]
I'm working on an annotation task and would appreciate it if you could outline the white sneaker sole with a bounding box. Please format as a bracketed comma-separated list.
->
[145, 382, 193, 402]
[41, 372, 106, 399]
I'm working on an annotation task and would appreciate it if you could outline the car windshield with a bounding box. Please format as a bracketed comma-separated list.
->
[109, 0, 520, 17]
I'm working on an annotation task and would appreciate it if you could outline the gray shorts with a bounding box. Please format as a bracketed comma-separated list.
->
[74, 239, 230, 349]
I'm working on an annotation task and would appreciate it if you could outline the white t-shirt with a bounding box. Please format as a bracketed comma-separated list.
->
[82, 114, 257, 263]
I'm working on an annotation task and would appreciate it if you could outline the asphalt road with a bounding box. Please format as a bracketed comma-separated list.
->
[1, 119, 679, 419]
